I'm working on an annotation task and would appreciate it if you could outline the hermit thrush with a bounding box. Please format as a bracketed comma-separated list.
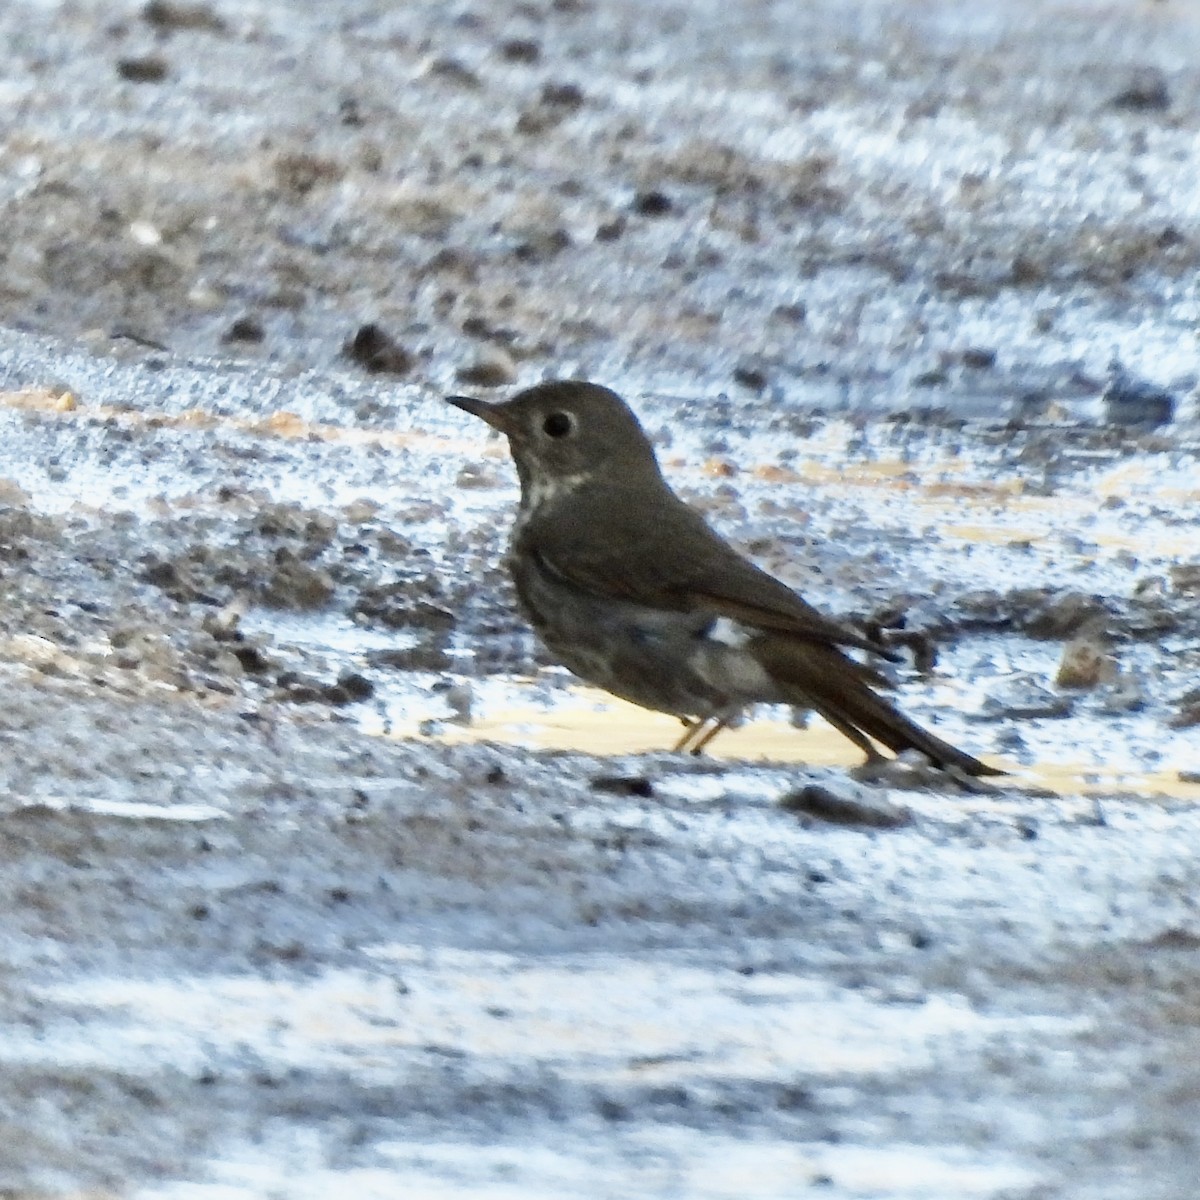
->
[447, 380, 999, 775]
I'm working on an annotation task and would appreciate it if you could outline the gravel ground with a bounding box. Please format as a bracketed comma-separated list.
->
[0, 0, 1197, 1196]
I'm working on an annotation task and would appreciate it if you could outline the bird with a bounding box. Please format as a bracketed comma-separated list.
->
[446, 380, 1001, 776]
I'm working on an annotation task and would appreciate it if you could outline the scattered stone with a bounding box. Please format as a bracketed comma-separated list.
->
[273, 152, 343, 197]
[229, 644, 270, 674]
[1102, 362, 1175, 428]
[323, 670, 375, 705]
[1169, 562, 1200, 595]
[977, 674, 1074, 720]
[732, 361, 769, 392]
[354, 587, 456, 633]
[1100, 672, 1146, 714]
[456, 350, 516, 388]
[261, 554, 335, 611]
[338, 96, 365, 127]
[142, 0, 227, 32]
[1109, 66, 1170, 112]
[420, 56, 481, 88]
[631, 189, 674, 216]
[912, 369, 949, 388]
[498, 38, 540, 63]
[540, 81, 585, 109]
[770, 302, 807, 325]
[595, 216, 626, 242]
[341, 323, 414, 375]
[1055, 634, 1116, 689]
[780, 783, 910, 828]
[961, 348, 996, 369]
[455, 465, 502, 489]
[275, 671, 328, 704]
[1021, 591, 1108, 640]
[221, 314, 265, 345]
[117, 55, 170, 83]
[1169, 688, 1200, 729]
[512, 227, 570, 262]
[591, 775, 655, 798]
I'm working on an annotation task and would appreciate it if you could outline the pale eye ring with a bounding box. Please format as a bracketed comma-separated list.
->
[542, 411, 574, 438]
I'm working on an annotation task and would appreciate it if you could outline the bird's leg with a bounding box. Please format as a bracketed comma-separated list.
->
[672, 717, 709, 754]
[688, 717, 731, 756]
[673, 708, 740, 756]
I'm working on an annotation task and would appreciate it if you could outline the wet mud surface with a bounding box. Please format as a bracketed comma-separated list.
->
[0, 0, 1198, 1196]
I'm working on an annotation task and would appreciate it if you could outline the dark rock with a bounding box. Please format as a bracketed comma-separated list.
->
[961, 347, 996, 369]
[780, 784, 911, 828]
[770, 302, 807, 325]
[422, 57, 481, 89]
[1103, 362, 1175, 428]
[1020, 591, 1108, 640]
[595, 216, 626, 242]
[1169, 563, 1200, 595]
[512, 227, 570, 262]
[631, 190, 674, 216]
[275, 672, 328, 704]
[273, 152, 343, 197]
[1169, 688, 1200, 729]
[456, 353, 516, 388]
[912, 369, 949, 388]
[323, 671, 375, 705]
[261, 554, 335, 610]
[222, 314, 265, 345]
[142, 0, 227, 32]
[338, 96, 365, 127]
[732, 361, 769, 392]
[498, 38, 541, 63]
[1055, 635, 1116, 689]
[341, 323, 414, 375]
[541, 82, 584, 109]
[354, 586, 456, 632]
[140, 559, 181, 589]
[591, 775, 654, 798]
[1110, 67, 1170, 112]
[977, 675, 1074, 720]
[230, 644, 270, 674]
[117, 55, 170, 83]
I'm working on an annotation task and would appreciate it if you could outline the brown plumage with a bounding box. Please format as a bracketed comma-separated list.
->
[447, 380, 1001, 776]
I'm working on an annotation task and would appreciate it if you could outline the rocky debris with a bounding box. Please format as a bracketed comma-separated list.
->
[1170, 689, 1200, 730]
[1109, 66, 1171, 112]
[117, 54, 170, 83]
[1169, 563, 1200, 595]
[275, 667, 374, 705]
[1055, 632, 1117, 689]
[272, 151, 343, 197]
[590, 774, 655, 798]
[630, 189, 675, 217]
[222, 314, 265, 345]
[261, 552, 335, 611]
[1021, 591, 1110, 640]
[341, 324, 414, 375]
[976, 674, 1075, 720]
[456, 350, 517, 388]
[779, 782, 911, 827]
[141, 0, 227, 33]
[497, 38, 541, 64]
[1102, 362, 1176, 428]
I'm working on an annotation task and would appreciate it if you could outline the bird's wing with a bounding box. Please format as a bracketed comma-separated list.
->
[523, 487, 894, 659]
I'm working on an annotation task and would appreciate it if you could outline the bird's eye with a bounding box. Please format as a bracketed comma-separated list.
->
[542, 411, 574, 438]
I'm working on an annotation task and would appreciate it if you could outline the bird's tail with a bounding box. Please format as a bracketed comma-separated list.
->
[755, 636, 1003, 778]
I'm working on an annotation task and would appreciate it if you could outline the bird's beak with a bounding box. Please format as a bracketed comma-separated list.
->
[445, 394, 513, 433]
